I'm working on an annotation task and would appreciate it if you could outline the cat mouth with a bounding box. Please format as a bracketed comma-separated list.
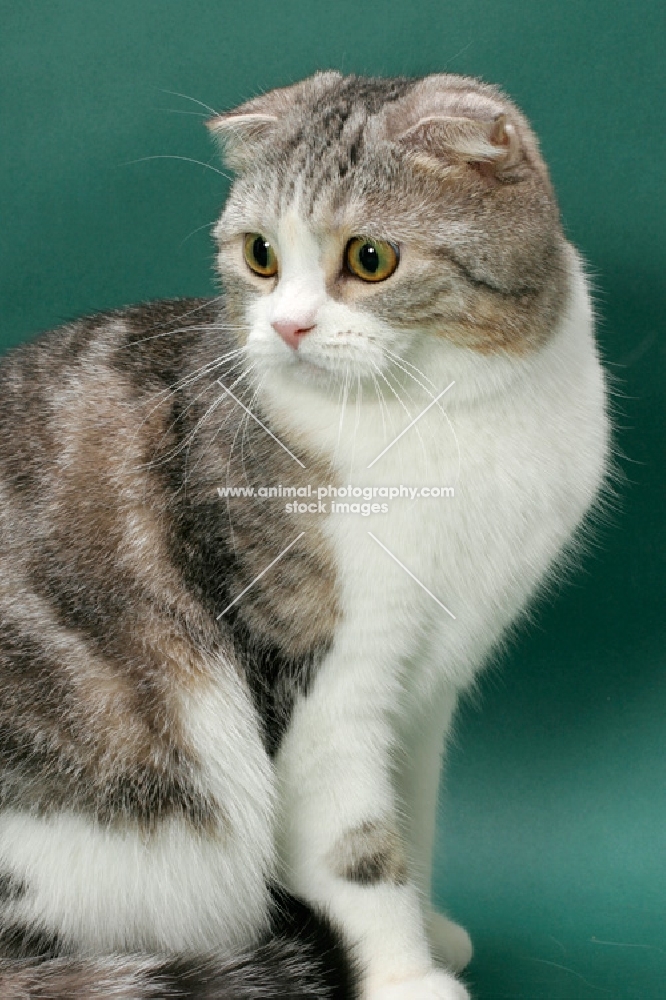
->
[255, 329, 383, 383]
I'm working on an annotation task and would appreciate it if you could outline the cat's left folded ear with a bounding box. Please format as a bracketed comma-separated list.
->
[377, 74, 538, 177]
[392, 113, 522, 171]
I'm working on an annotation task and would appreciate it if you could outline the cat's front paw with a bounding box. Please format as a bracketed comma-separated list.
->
[367, 969, 470, 1000]
[426, 909, 473, 972]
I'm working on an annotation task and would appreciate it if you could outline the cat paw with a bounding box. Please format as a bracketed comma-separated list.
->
[426, 910, 473, 972]
[367, 969, 470, 1000]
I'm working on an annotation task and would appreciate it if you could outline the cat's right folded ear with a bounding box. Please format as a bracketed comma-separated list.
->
[206, 109, 279, 171]
[207, 71, 342, 171]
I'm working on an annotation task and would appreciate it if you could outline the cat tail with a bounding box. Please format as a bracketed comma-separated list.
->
[0, 891, 359, 998]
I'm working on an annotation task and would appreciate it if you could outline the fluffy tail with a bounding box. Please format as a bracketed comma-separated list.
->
[0, 891, 358, 999]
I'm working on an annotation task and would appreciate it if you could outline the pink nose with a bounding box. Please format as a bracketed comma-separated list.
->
[272, 320, 315, 350]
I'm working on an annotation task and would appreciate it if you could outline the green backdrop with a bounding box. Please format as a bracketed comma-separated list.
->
[1, 2, 663, 997]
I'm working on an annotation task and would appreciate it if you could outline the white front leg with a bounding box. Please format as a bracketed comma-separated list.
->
[276, 655, 469, 1000]
[395, 682, 472, 973]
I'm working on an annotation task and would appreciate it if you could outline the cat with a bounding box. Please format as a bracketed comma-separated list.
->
[0, 71, 609, 999]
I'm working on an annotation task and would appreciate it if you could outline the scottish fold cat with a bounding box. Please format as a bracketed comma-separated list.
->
[0, 72, 608, 998]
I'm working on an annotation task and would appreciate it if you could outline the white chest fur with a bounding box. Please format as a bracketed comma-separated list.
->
[265, 259, 609, 706]
[272, 258, 608, 952]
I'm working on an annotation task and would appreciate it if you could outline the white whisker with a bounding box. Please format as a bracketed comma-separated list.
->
[120, 297, 226, 349]
[369, 369, 389, 442]
[384, 348, 437, 397]
[385, 346, 437, 391]
[349, 372, 363, 476]
[335, 370, 350, 459]
[159, 109, 210, 118]
[132, 351, 251, 477]
[125, 155, 231, 182]
[159, 89, 220, 116]
[369, 360, 431, 477]
[129, 347, 250, 470]
[185, 364, 258, 484]
[179, 220, 217, 247]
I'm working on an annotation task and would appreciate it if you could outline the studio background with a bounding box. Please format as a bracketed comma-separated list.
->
[1, 2, 663, 997]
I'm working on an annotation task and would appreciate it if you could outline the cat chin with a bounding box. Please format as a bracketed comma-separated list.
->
[295, 358, 378, 387]
[257, 349, 380, 391]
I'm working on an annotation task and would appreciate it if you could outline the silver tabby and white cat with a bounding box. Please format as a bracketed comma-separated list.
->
[0, 72, 609, 999]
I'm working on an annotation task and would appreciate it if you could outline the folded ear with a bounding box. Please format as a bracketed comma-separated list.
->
[206, 71, 342, 170]
[381, 76, 527, 175]
[206, 108, 278, 171]
[396, 112, 522, 170]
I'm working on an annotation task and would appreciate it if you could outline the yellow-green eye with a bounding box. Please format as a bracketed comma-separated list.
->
[243, 233, 278, 277]
[345, 237, 399, 282]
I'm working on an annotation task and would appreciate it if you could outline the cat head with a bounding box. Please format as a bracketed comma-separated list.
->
[208, 72, 569, 397]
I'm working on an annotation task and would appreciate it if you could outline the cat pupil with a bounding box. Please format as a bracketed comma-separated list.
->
[253, 236, 270, 268]
[359, 243, 379, 273]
